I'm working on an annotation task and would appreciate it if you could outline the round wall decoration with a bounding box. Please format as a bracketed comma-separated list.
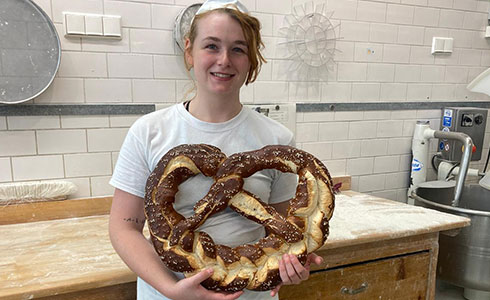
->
[278, 2, 340, 81]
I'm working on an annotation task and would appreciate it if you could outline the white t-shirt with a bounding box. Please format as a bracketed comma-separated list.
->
[110, 103, 297, 300]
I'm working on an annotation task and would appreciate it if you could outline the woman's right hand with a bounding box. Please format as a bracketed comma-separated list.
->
[171, 269, 243, 300]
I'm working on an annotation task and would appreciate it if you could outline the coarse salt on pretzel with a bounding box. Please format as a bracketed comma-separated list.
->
[144, 144, 335, 292]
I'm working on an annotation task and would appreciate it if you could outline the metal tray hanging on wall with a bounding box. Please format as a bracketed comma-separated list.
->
[173, 3, 202, 52]
[0, 0, 61, 104]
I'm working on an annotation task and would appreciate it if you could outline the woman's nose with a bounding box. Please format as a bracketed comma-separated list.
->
[217, 50, 230, 66]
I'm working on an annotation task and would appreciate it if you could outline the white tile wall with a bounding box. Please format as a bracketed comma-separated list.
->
[355, 43, 383, 62]
[347, 158, 374, 175]
[37, 130, 87, 154]
[439, 9, 464, 29]
[332, 141, 361, 159]
[373, 155, 400, 173]
[0, 117, 6, 130]
[2, 0, 490, 200]
[429, 0, 453, 9]
[370, 24, 397, 44]
[58, 52, 108, 78]
[257, 0, 291, 14]
[386, 4, 414, 25]
[395, 65, 421, 82]
[130, 29, 175, 55]
[413, 7, 440, 27]
[7, 116, 59, 130]
[398, 25, 425, 45]
[104, 1, 151, 28]
[377, 120, 404, 137]
[383, 44, 410, 63]
[85, 79, 132, 103]
[254, 81, 289, 102]
[319, 122, 349, 141]
[12, 155, 64, 181]
[51, 0, 103, 23]
[90, 176, 115, 197]
[66, 177, 91, 198]
[87, 128, 128, 152]
[109, 115, 140, 128]
[34, 78, 85, 104]
[154, 55, 188, 79]
[388, 138, 412, 155]
[335, 111, 364, 121]
[367, 64, 395, 82]
[64, 153, 112, 177]
[380, 83, 408, 101]
[463, 12, 486, 30]
[357, 1, 386, 23]
[351, 83, 381, 101]
[328, 0, 358, 20]
[0, 131, 37, 156]
[361, 139, 388, 156]
[338, 63, 367, 81]
[108, 54, 153, 78]
[349, 121, 378, 139]
[358, 174, 385, 192]
[407, 84, 432, 101]
[61, 116, 110, 128]
[133, 80, 176, 103]
[321, 83, 352, 101]
[0, 158, 12, 182]
[152, 5, 184, 30]
[340, 21, 370, 42]
[296, 123, 318, 143]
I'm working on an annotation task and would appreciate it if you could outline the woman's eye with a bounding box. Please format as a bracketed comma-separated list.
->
[205, 44, 218, 50]
[233, 47, 246, 53]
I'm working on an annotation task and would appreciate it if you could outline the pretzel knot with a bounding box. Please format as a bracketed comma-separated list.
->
[144, 144, 335, 292]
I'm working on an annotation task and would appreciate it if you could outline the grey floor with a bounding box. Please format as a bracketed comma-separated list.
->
[435, 280, 466, 300]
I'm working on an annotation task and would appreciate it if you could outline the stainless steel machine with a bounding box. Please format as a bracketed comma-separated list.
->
[410, 107, 490, 300]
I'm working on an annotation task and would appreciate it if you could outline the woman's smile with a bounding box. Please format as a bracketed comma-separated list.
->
[210, 72, 235, 79]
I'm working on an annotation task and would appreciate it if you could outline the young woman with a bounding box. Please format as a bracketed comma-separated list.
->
[109, 1, 323, 299]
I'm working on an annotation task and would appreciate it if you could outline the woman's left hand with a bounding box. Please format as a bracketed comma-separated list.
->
[270, 253, 324, 297]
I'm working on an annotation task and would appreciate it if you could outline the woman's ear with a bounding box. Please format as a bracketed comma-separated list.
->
[184, 38, 193, 70]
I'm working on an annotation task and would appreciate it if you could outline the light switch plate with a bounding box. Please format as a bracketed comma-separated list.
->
[64, 13, 85, 35]
[103, 16, 122, 38]
[85, 15, 103, 36]
[431, 37, 453, 54]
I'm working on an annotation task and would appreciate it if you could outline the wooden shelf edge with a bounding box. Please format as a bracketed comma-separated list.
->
[0, 196, 113, 225]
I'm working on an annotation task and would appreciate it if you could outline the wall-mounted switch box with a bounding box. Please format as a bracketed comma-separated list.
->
[85, 15, 103, 36]
[63, 12, 122, 39]
[103, 16, 122, 38]
[431, 37, 453, 54]
[64, 13, 85, 35]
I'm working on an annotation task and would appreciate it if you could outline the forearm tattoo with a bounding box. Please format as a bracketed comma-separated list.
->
[123, 217, 144, 224]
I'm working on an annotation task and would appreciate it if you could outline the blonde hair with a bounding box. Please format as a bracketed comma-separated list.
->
[184, 7, 266, 85]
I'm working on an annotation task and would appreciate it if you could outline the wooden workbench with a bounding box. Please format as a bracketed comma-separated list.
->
[0, 191, 469, 300]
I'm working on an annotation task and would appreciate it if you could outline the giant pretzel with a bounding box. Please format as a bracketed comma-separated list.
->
[145, 144, 335, 292]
